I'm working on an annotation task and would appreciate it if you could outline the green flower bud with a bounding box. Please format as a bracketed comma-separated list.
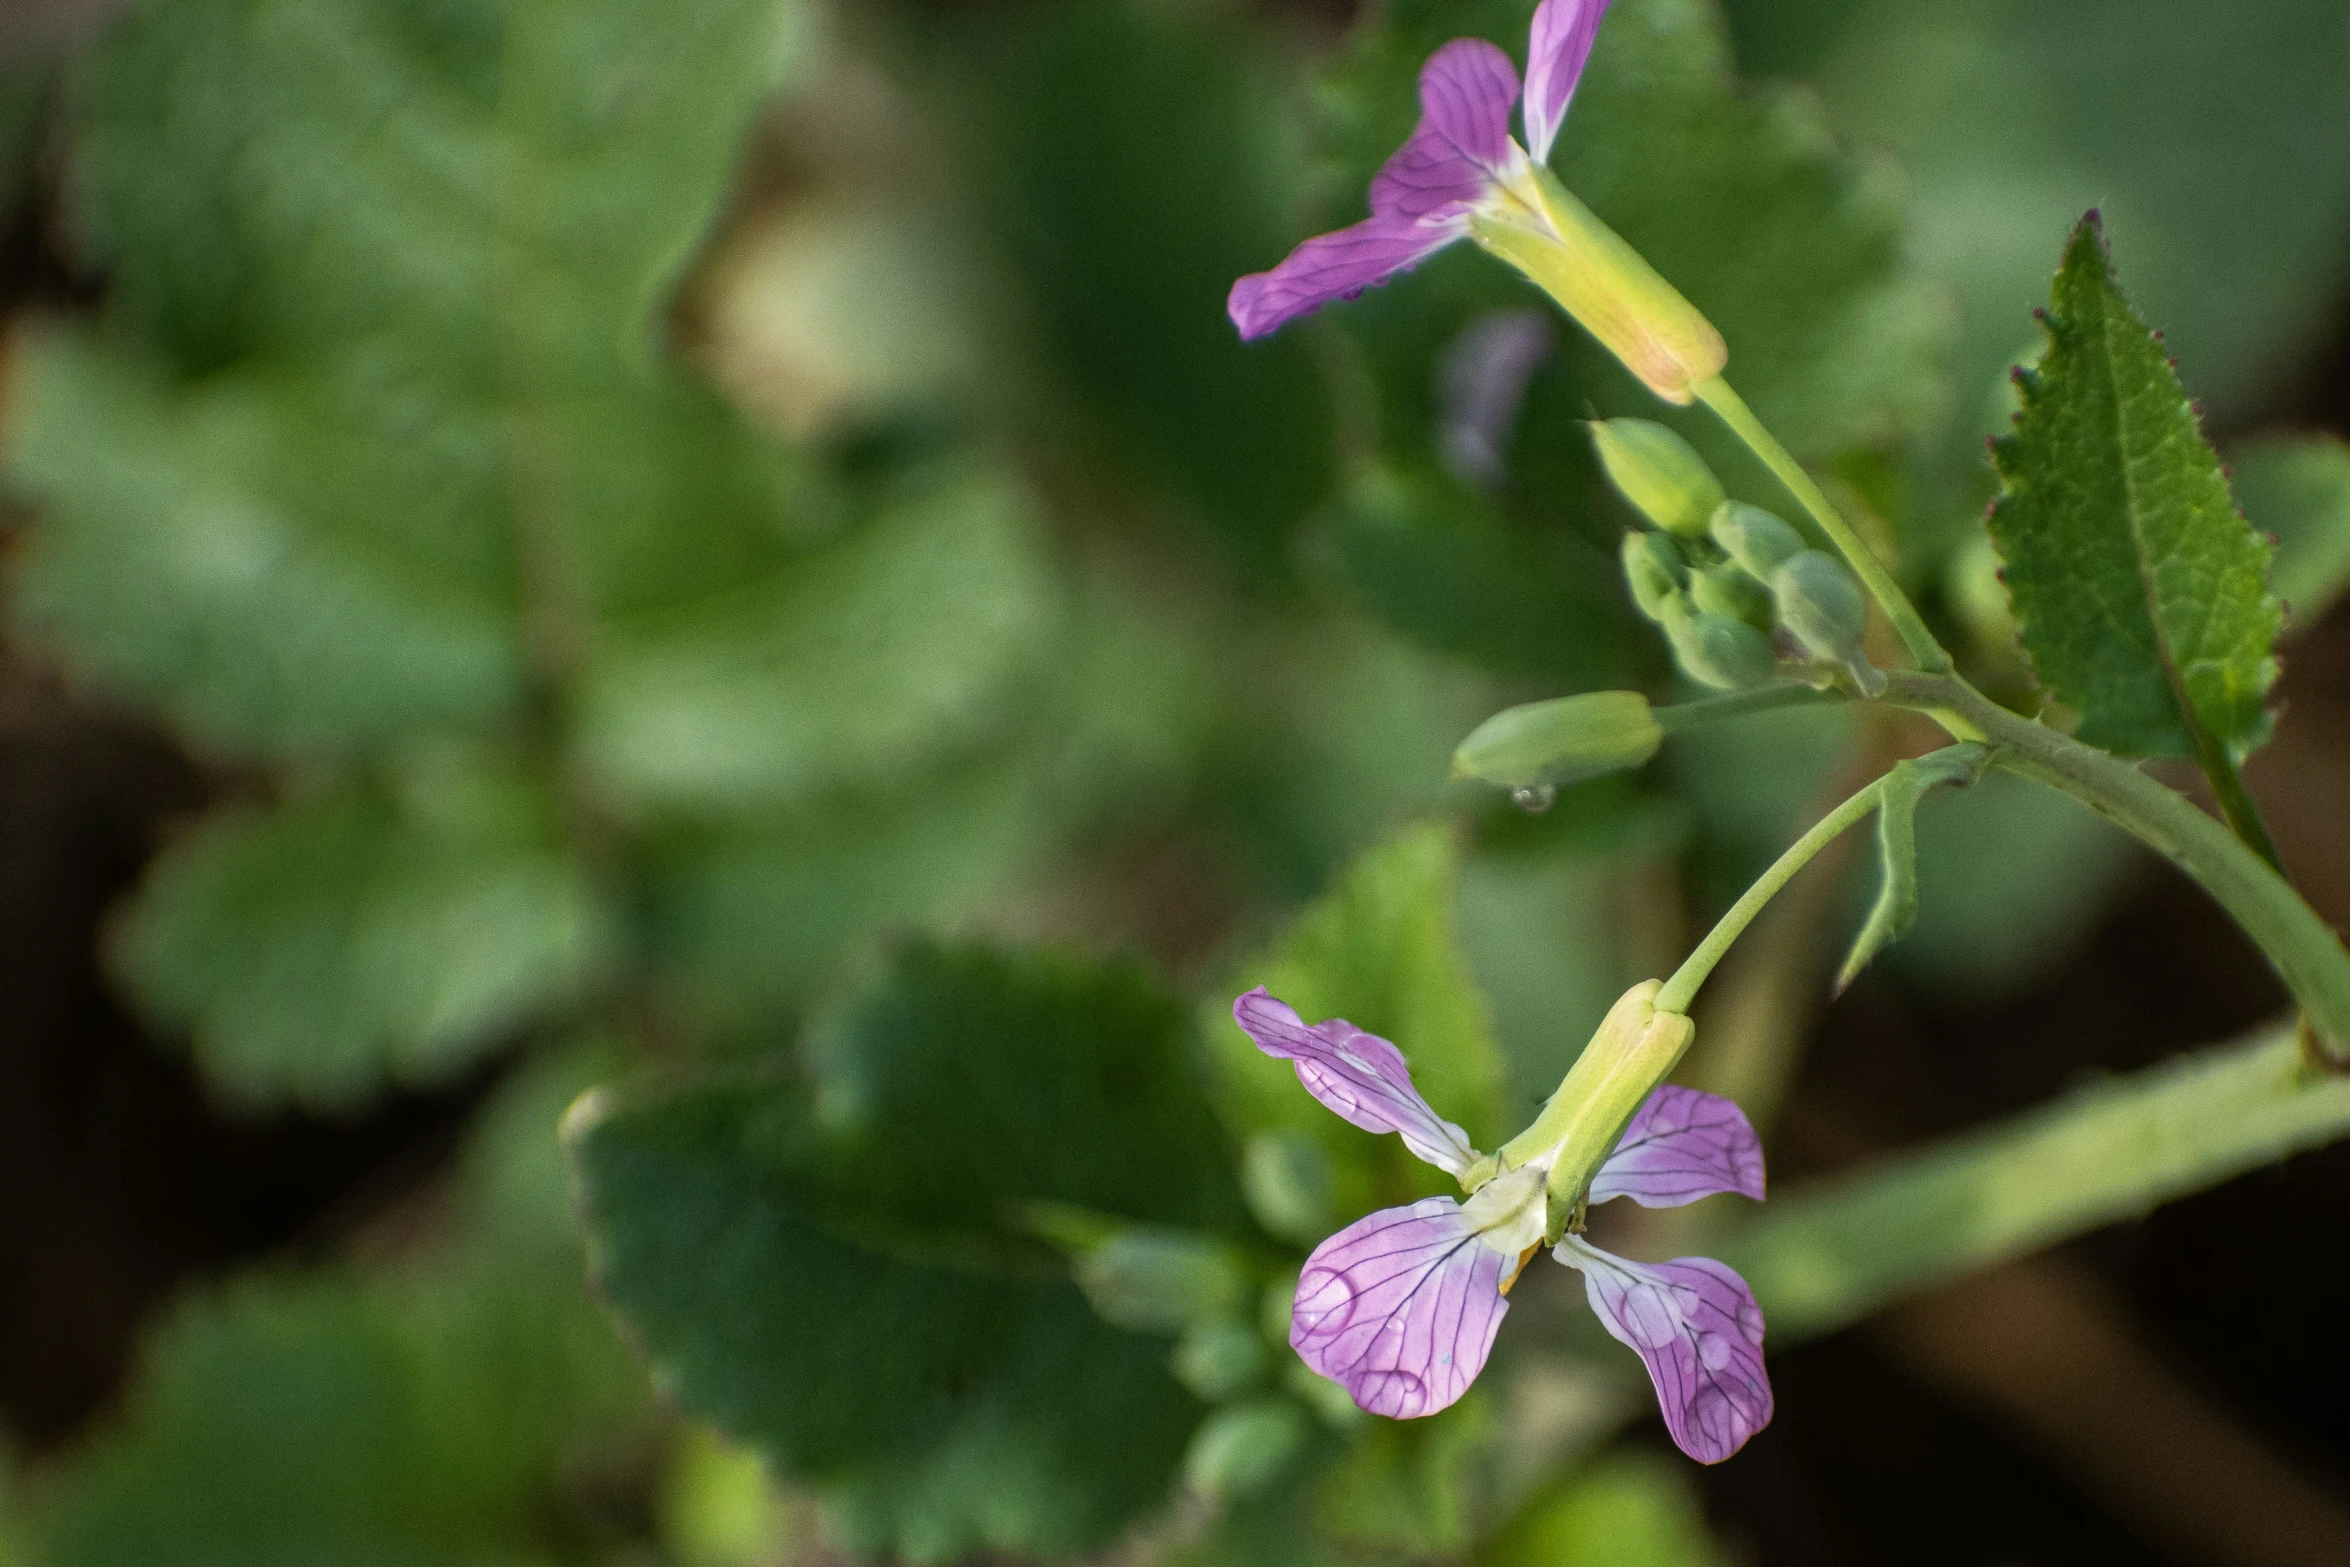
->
[1665, 607, 1777, 691]
[1589, 419, 1724, 537]
[1771, 549, 1870, 664]
[1621, 530, 1688, 621]
[1452, 691, 1663, 791]
[1710, 501, 1805, 580]
[1689, 560, 1773, 628]
[1185, 1399, 1311, 1497]
[1172, 1318, 1270, 1402]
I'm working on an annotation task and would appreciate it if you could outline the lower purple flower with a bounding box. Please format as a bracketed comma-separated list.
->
[1234, 988, 1775, 1461]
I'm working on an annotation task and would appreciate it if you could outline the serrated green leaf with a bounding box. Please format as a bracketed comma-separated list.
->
[1988, 216, 2281, 764]
[2233, 435, 2350, 632]
[116, 770, 612, 1111]
[570, 947, 1246, 1560]
[1208, 824, 1506, 1218]
[1834, 744, 1986, 993]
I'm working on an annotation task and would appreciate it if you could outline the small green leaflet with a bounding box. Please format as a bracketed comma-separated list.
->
[1835, 744, 1987, 994]
[1989, 215, 2282, 767]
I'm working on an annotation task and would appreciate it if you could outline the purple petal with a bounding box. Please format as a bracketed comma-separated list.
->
[1369, 38, 1520, 221]
[1291, 1198, 1511, 1419]
[1556, 1236, 1772, 1463]
[1232, 989, 1479, 1176]
[1522, 0, 1611, 164]
[1230, 37, 1518, 341]
[1227, 211, 1467, 342]
[1590, 1085, 1766, 1209]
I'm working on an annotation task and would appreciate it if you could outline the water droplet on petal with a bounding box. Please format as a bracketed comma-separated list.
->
[1512, 783, 1558, 813]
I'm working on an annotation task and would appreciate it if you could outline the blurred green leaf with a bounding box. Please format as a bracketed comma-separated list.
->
[117, 769, 611, 1111]
[578, 468, 1056, 810]
[805, 942, 1247, 1236]
[1989, 217, 2280, 763]
[1209, 823, 1507, 1219]
[953, 2, 1333, 568]
[42, 1262, 647, 1567]
[569, 942, 1244, 1560]
[1312, 1391, 1493, 1556]
[1801, 0, 2350, 431]
[1317, 464, 1631, 685]
[6, 335, 526, 752]
[2234, 435, 2350, 633]
[1480, 1452, 1725, 1567]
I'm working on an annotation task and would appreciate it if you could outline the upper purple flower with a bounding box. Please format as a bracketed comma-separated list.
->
[1227, 0, 1611, 341]
[1234, 984, 1773, 1463]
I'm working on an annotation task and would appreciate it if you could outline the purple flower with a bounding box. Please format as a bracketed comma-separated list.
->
[1233, 986, 1773, 1463]
[1227, 0, 1611, 341]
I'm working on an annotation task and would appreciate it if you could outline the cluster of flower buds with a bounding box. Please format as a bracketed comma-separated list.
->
[1591, 420, 1880, 694]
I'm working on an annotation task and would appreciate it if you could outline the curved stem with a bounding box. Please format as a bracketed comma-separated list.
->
[1657, 774, 1888, 1015]
[1696, 376, 1951, 675]
[1881, 671, 2350, 1062]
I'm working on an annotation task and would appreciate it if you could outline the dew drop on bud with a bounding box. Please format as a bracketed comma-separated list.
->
[1512, 783, 1558, 814]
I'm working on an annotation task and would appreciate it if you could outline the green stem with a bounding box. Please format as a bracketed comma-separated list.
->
[1882, 671, 2350, 1061]
[1695, 376, 1951, 675]
[1652, 683, 1844, 735]
[1656, 773, 1888, 1015]
[1714, 1018, 2343, 1343]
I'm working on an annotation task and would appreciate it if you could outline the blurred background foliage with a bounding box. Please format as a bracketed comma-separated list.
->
[1, 0, 2348, 1564]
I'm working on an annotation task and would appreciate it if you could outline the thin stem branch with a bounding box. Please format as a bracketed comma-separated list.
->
[1695, 376, 1951, 674]
[1656, 774, 1887, 1015]
[1880, 670, 2350, 1061]
[1652, 683, 1844, 735]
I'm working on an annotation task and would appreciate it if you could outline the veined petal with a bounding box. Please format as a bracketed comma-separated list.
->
[1523, 0, 1611, 165]
[1590, 1085, 1766, 1208]
[1227, 211, 1468, 341]
[1291, 1198, 1512, 1419]
[1370, 38, 1521, 220]
[1554, 1235, 1772, 1463]
[1232, 989, 1479, 1176]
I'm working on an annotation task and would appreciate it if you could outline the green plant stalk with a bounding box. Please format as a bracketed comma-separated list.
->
[1713, 1018, 2347, 1343]
[1695, 376, 1951, 675]
[1652, 683, 1843, 735]
[1654, 776, 1889, 1015]
[1882, 670, 2350, 1061]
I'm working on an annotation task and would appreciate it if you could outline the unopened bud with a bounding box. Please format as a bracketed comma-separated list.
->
[1689, 561, 1773, 629]
[1771, 549, 1870, 664]
[1665, 607, 1777, 691]
[1589, 419, 1724, 538]
[1621, 530, 1688, 621]
[1453, 692, 1662, 792]
[1710, 502, 1805, 580]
